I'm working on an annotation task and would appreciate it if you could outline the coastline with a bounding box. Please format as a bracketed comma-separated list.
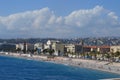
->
[0, 52, 120, 75]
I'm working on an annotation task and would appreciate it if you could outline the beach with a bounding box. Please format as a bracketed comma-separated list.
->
[0, 52, 120, 75]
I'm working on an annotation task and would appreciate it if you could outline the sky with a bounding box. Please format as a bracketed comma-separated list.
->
[0, 0, 120, 38]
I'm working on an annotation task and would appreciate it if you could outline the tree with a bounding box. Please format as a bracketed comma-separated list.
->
[34, 48, 38, 54]
[90, 51, 97, 60]
[16, 48, 21, 53]
[43, 49, 48, 54]
[115, 51, 120, 57]
[48, 49, 55, 56]
[34, 48, 38, 52]
[27, 49, 34, 54]
[105, 53, 111, 61]
[42, 49, 55, 56]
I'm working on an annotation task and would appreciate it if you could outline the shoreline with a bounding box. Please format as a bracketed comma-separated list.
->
[0, 52, 120, 75]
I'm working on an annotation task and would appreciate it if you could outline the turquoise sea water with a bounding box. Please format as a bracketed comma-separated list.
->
[0, 56, 120, 80]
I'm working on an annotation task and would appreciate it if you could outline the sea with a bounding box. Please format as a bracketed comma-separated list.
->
[0, 56, 120, 80]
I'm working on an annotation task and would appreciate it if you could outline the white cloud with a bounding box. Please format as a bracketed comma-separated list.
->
[65, 6, 104, 27]
[0, 6, 120, 38]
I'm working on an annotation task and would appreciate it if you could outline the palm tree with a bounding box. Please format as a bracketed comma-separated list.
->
[16, 48, 21, 53]
[90, 51, 97, 60]
[96, 52, 101, 60]
[110, 52, 115, 62]
[48, 49, 55, 56]
[105, 53, 111, 61]
[43, 49, 48, 55]
[80, 53, 85, 59]
[114, 51, 120, 62]
[115, 51, 120, 57]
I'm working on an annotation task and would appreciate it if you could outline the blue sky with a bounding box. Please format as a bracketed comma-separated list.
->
[0, 0, 120, 38]
[0, 0, 120, 16]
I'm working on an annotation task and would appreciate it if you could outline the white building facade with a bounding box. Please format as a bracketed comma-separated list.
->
[44, 40, 64, 56]
[110, 46, 120, 53]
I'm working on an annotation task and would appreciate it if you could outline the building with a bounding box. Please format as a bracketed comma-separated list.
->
[47, 40, 60, 45]
[16, 43, 34, 54]
[16, 43, 24, 50]
[34, 43, 44, 54]
[83, 46, 110, 53]
[26, 43, 34, 53]
[110, 46, 120, 53]
[83, 46, 97, 53]
[98, 46, 110, 53]
[44, 44, 51, 49]
[44, 40, 64, 56]
[65, 44, 82, 53]
[51, 42, 64, 56]
[44, 40, 60, 49]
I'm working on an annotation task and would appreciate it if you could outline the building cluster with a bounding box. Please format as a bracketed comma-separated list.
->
[16, 40, 120, 56]
[0, 40, 120, 56]
[16, 40, 65, 56]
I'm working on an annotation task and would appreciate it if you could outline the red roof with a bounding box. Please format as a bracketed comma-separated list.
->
[84, 46, 110, 49]
[84, 46, 97, 48]
[98, 46, 110, 48]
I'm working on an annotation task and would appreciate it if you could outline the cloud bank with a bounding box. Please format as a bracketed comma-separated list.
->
[0, 6, 120, 38]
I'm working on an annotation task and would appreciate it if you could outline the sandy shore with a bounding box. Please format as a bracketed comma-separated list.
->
[0, 52, 120, 75]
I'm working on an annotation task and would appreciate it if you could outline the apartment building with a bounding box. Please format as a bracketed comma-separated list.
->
[110, 46, 120, 53]
[83, 46, 110, 53]
[44, 40, 64, 56]
[65, 44, 82, 53]
[34, 43, 44, 54]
